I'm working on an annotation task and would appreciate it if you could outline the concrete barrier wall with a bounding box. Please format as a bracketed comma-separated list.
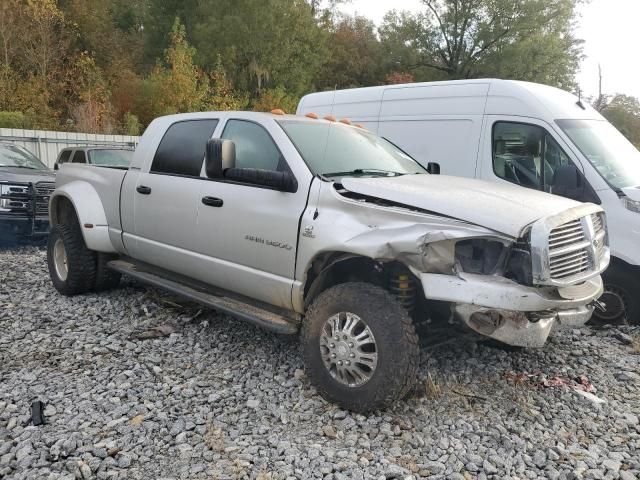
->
[0, 129, 139, 168]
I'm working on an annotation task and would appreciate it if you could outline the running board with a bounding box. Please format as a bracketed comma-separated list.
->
[108, 259, 300, 335]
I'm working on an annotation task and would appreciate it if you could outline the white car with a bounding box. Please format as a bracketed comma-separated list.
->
[298, 79, 640, 323]
[46, 111, 609, 411]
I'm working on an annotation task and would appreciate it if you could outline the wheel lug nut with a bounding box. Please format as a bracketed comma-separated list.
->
[330, 343, 335, 348]
[349, 353, 355, 358]
[345, 360, 350, 366]
[338, 360, 343, 366]
[331, 353, 336, 358]
[348, 342, 354, 348]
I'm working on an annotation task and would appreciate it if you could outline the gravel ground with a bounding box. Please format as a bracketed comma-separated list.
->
[0, 245, 639, 480]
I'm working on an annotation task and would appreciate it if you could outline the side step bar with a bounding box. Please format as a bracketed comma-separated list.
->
[108, 259, 300, 335]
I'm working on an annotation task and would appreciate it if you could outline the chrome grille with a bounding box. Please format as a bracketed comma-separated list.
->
[34, 181, 54, 216]
[548, 218, 590, 280]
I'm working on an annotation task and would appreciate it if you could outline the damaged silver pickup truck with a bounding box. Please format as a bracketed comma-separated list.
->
[46, 111, 609, 411]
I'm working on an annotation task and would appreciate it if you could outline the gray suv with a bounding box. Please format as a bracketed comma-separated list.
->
[0, 142, 55, 239]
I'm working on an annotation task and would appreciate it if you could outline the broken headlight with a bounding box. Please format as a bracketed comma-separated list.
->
[505, 229, 534, 286]
[454, 239, 509, 275]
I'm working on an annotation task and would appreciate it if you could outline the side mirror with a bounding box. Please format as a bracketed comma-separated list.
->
[54, 163, 59, 171]
[551, 164, 584, 200]
[225, 168, 297, 193]
[427, 162, 440, 175]
[205, 139, 236, 178]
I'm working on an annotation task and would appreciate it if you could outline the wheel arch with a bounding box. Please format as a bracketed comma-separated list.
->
[301, 251, 418, 310]
[50, 182, 116, 253]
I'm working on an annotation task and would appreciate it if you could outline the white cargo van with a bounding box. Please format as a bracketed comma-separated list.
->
[297, 79, 640, 323]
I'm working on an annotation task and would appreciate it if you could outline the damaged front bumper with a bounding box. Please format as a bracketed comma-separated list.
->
[419, 272, 604, 348]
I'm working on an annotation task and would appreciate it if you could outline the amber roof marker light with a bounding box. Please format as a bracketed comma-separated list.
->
[323, 115, 337, 122]
[305, 112, 319, 119]
[271, 109, 285, 115]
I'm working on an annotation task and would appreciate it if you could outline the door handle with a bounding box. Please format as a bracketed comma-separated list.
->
[136, 185, 151, 195]
[202, 196, 223, 207]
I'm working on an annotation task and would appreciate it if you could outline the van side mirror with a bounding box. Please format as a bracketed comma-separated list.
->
[205, 139, 236, 178]
[427, 162, 440, 175]
[54, 163, 59, 171]
[551, 164, 584, 201]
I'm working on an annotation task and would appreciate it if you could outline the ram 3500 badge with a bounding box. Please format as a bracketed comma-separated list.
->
[47, 111, 609, 411]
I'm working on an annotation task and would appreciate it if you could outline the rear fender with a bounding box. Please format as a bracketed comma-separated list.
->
[50, 181, 116, 253]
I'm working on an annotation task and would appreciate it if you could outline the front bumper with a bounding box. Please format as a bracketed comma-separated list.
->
[0, 214, 50, 237]
[420, 272, 604, 348]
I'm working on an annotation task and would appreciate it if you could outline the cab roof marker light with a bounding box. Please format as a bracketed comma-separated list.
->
[339, 118, 352, 125]
[323, 115, 337, 122]
[271, 109, 286, 115]
[355, 124, 365, 129]
[305, 112, 319, 119]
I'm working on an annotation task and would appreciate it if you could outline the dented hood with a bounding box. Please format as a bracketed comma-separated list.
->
[341, 174, 583, 237]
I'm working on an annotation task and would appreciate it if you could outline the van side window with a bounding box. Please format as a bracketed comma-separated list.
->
[151, 119, 219, 176]
[221, 120, 283, 171]
[58, 150, 72, 164]
[492, 122, 573, 192]
[72, 150, 87, 163]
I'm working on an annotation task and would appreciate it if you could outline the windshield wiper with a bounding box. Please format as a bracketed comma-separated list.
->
[2, 165, 38, 169]
[322, 168, 405, 177]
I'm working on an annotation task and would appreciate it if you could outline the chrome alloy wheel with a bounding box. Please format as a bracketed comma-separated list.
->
[53, 238, 68, 281]
[320, 312, 378, 387]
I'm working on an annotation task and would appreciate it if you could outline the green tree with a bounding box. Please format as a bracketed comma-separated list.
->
[601, 95, 640, 149]
[190, 0, 328, 96]
[316, 15, 385, 90]
[134, 18, 210, 125]
[205, 55, 248, 111]
[379, 0, 583, 87]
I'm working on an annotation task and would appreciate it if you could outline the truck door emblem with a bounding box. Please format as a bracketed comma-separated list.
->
[244, 234, 292, 250]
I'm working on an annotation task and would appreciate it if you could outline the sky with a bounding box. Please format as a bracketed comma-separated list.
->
[340, 0, 640, 99]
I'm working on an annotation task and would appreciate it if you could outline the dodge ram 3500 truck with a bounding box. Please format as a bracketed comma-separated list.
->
[47, 111, 610, 411]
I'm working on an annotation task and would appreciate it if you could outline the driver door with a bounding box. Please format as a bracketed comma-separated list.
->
[480, 116, 585, 194]
[193, 119, 309, 309]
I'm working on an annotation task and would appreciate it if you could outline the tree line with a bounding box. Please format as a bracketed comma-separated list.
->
[0, 0, 637, 147]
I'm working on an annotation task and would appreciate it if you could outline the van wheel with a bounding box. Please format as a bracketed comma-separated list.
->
[94, 253, 121, 291]
[47, 224, 96, 296]
[595, 264, 640, 324]
[301, 282, 420, 412]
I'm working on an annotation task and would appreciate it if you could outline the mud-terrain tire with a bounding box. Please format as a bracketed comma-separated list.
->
[47, 224, 96, 296]
[302, 282, 420, 412]
[94, 253, 121, 291]
[595, 264, 640, 324]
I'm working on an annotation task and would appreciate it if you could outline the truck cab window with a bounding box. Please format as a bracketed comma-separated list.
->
[72, 151, 87, 163]
[493, 122, 573, 192]
[151, 119, 219, 176]
[222, 120, 283, 171]
[58, 150, 72, 164]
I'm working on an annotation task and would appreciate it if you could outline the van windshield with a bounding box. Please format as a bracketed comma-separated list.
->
[278, 120, 426, 177]
[556, 119, 640, 190]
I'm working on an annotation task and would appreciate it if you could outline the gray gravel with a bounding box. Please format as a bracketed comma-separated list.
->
[1, 245, 639, 480]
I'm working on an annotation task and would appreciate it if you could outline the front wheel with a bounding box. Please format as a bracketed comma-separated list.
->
[594, 264, 640, 324]
[47, 224, 97, 296]
[301, 282, 420, 412]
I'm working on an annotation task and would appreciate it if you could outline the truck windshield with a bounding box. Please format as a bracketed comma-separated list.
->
[88, 149, 133, 167]
[278, 120, 426, 177]
[0, 144, 48, 170]
[556, 119, 640, 190]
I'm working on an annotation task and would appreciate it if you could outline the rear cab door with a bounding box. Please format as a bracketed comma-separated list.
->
[122, 117, 220, 275]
